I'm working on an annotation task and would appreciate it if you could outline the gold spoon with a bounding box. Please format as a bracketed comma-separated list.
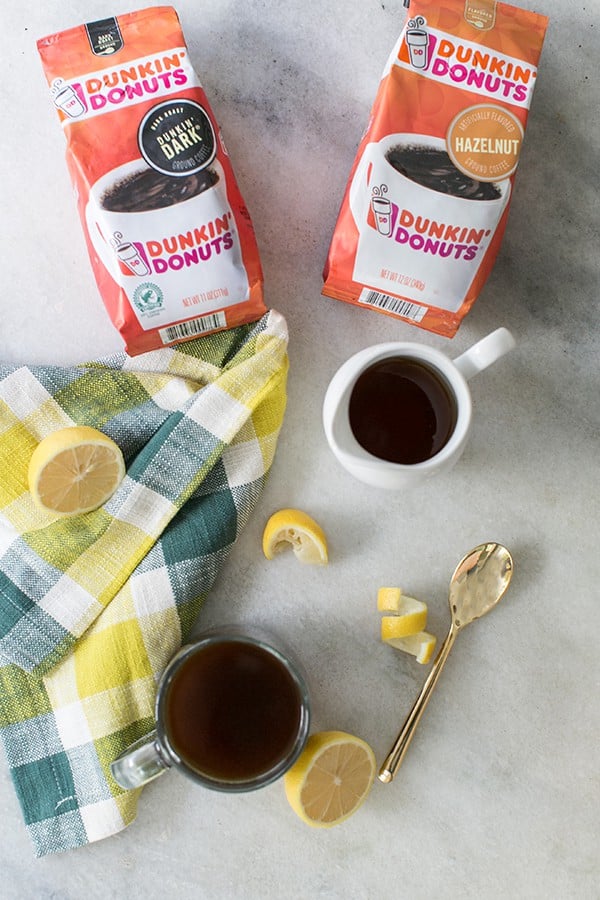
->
[378, 542, 514, 784]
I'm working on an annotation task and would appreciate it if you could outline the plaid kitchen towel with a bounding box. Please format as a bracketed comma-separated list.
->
[0, 310, 288, 856]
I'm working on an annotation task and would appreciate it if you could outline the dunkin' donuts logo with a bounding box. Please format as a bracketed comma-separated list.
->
[397, 23, 538, 108]
[51, 48, 194, 122]
[107, 213, 236, 279]
[369, 198, 487, 263]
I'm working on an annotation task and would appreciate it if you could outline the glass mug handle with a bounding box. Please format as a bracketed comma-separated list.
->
[110, 730, 170, 789]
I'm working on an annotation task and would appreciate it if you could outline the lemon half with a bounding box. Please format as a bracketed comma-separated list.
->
[28, 426, 125, 515]
[262, 508, 328, 565]
[284, 730, 376, 827]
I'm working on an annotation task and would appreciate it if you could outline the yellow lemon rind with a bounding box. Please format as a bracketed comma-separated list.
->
[377, 586, 403, 612]
[28, 426, 125, 516]
[380, 601, 428, 638]
[382, 630, 437, 664]
[284, 730, 376, 828]
[262, 508, 328, 565]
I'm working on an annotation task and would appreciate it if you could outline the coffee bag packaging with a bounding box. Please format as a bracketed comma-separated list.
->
[38, 7, 266, 355]
[322, 0, 548, 337]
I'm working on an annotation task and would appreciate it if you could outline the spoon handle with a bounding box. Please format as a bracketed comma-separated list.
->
[378, 625, 457, 783]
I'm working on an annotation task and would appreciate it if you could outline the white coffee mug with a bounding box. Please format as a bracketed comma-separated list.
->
[322, 328, 515, 489]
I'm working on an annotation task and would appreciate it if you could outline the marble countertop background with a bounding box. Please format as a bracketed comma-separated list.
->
[0, 1, 598, 897]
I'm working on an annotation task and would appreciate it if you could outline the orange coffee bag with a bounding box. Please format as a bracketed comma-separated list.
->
[322, 0, 548, 337]
[38, 7, 266, 355]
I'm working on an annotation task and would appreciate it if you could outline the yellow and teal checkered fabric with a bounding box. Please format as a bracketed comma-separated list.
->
[0, 310, 288, 856]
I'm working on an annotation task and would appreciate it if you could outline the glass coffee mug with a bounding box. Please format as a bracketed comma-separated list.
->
[322, 328, 515, 489]
[110, 626, 310, 792]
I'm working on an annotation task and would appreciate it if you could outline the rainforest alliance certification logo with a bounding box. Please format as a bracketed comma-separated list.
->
[133, 282, 164, 316]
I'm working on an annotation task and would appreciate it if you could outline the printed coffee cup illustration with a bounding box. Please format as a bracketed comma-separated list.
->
[371, 186, 392, 236]
[348, 133, 511, 314]
[110, 233, 151, 277]
[406, 16, 429, 69]
[52, 80, 86, 118]
[85, 157, 249, 328]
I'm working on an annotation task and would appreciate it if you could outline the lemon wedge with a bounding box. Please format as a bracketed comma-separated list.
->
[262, 508, 328, 565]
[382, 629, 437, 664]
[284, 730, 376, 827]
[28, 426, 125, 515]
[378, 594, 428, 635]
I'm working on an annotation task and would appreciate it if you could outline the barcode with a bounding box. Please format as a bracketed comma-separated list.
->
[358, 289, 427, 322]
[159, 312, 227, 344]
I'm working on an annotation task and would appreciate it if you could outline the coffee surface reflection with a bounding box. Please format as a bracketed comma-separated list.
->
[164, 638, 304, 783]
[348, 357, 458, 464]
[101, 167, 219, 212]
[386, 145, 501, 201]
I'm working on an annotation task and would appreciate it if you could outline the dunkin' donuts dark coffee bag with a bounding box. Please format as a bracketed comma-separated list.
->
[38, 7, 266, 355]
[322, 0, 548, 337]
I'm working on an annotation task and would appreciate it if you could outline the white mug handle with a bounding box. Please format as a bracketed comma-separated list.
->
[453, 327, 516, 381]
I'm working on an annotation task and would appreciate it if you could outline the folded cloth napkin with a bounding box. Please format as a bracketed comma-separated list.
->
[0, 310, 288, 856]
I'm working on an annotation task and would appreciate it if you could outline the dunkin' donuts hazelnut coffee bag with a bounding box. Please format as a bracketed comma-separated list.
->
[38, 7, 266, 355]
[322, 0, 548, 337]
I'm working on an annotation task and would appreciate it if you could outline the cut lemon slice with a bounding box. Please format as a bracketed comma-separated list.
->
[382, 629, 437, 664]
[262, 508, 328, 565]
[284, 730, 376, 827]
[380, 600, 428, 639]
[377, 586, 404, 613]
[378, 592, 428, 636]
[28, 426, 126, 516]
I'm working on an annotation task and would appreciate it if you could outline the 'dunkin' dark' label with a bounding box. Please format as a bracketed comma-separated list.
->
[137, 100, 217, 176]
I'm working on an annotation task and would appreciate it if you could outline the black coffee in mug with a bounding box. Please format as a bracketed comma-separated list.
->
[163, 639, 304, 783]
[348, 357, 457, 464]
